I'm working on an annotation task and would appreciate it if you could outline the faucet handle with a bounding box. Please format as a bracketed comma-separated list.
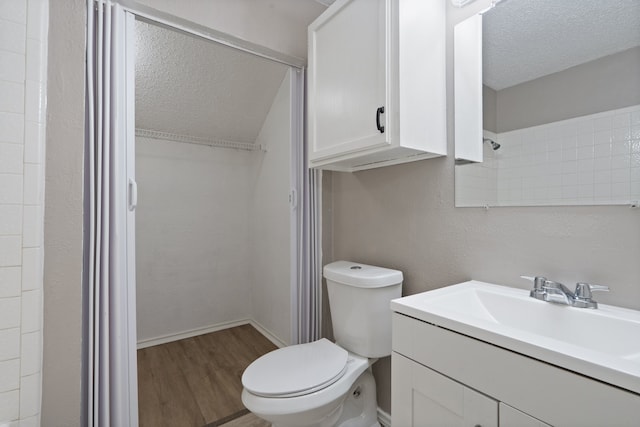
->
[520, 275, 547, 288]
[522, 275, 548, 299]
[574, 282, 609, 300]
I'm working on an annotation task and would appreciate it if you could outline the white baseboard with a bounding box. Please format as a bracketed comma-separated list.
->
[137, 318, 251, 349]
[378, 407, 391, 427]
[136, 318, 287, 349]
[248, 319, 287, 348]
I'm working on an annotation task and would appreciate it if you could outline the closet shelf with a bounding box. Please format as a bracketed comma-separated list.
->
[135, 128, 263, 151]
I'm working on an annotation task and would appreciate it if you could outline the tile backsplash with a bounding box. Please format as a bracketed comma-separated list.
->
[456, 104, 640, 207]
[0, 0, 48, 425]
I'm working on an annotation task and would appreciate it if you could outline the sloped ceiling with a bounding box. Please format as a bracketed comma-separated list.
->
[484, 0, 640, 90]
[135, 20, 290, 145]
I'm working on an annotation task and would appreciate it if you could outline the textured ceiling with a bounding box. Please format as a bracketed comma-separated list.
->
[135, 20, 289, 144]
[483, 0, 640, 90]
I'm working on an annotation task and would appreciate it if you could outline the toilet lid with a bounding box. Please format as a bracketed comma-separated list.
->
[242, 338, 348, 398]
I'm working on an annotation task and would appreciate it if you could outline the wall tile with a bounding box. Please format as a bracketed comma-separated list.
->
[0, 50, 25, 83]
[21, 164, 40, 205]
[0, 0, 27, 24]
[23, 122, 42, 165]
[594, 169, 612, 185]
[0, 267, 20, 298]
[0, 81, 25, 114]
[0, 358, 20, 393]
[0, 389, 19, 421]
[0, 112, 24, 144]
[21, 205, 41, 248]
[0, 204, 22, 235]
[612, 168, 630, 184]
[594, 182, 612, 199]
[612, 112, 631, 129]
[19, 373, 39, 418]
[0, 142, 23, 174]
[20, 290, 40, 334]
[0, 297, 20, 330]
[20, 331, 39, 376]
[631, 181, 640, 200]
[0, 19, 26, 54]
[612, 181, 630, 199]
[593, 116, 612, 132]
[0, 328, 20, 361]
[0, 174, 22, 205]
[20, 248, 41, 291]
[26, 0, 46, 41]
[23, 80, 41, 123]
[19, 414, 39, 427]
[0, 235, 21, 267]
[593, 143, 611, 158]
[24, 38, 41, 83]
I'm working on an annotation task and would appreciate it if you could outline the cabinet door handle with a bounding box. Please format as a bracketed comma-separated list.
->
[376, 106, 385, 133]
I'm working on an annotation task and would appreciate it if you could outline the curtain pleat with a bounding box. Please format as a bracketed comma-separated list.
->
[86, 1, 132, 425]
[298, 166, 323, 344]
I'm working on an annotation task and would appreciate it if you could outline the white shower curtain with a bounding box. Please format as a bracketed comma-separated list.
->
[85, 1, 138, 425]
[297, 167, 323, 343]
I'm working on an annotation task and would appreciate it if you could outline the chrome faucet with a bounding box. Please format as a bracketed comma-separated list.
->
[521, 276, 609, 309]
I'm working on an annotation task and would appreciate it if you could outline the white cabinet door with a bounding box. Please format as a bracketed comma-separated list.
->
[308, 0, 447, 171]
[308, 0, 389, 162]
[392, 353, 498, 427]
[499, 403, 552, 427]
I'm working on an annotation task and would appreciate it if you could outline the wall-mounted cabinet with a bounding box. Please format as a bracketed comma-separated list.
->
[307, 0, 446, 172]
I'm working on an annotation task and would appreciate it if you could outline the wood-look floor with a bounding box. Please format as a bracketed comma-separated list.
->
[137, 324, 276, 427]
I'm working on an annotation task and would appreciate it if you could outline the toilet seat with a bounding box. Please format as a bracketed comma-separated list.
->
[242, 338, 348, 398]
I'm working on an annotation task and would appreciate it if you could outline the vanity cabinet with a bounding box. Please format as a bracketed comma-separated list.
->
[393, 353, 498, 427]
[307, 0, 446, 172]
[391, 313, 640, 426]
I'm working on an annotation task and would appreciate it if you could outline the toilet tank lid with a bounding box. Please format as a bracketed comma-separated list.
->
[323, 261, 403, 288]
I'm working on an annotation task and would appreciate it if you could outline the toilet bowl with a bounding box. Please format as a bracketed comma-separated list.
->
[241, 339, 378, 427]
[241, 261, 403, 427]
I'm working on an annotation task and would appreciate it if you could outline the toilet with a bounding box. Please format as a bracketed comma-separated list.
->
[241, 260, 403, 427]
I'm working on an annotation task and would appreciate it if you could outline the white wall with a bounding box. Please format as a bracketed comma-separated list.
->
[135, 137, 254, 343]
[0, 0, 48, 424]
[136, 70, 295, 347]
[250, 70, 293, 346]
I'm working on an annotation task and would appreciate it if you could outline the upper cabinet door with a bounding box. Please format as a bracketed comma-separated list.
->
[308, 0, 447, 172]
[308, 0, 389, 162]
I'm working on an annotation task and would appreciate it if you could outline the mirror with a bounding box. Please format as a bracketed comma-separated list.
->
[455, 0, 640, 207]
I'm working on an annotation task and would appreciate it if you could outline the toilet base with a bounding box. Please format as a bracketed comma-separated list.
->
[334, 369, 379, 427]
[266, 369, 379, 427]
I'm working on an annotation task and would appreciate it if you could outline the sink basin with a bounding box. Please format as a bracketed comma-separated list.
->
[391, 280, 640, 394]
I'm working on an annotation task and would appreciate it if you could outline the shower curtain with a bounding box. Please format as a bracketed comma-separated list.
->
[85, 1, 138, 425]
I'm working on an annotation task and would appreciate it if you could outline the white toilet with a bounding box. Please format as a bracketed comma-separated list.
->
[241, 260, 403, 427]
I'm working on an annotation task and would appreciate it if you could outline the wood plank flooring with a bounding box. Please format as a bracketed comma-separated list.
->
[137, 324, 276, 427]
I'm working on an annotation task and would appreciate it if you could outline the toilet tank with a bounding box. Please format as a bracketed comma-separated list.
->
[324, 261, 403, 358]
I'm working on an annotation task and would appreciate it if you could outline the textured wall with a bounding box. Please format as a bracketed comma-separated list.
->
[328, 0, 640, 414]
[41, 0, 86, 425]
[135, 137, 254, 343]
